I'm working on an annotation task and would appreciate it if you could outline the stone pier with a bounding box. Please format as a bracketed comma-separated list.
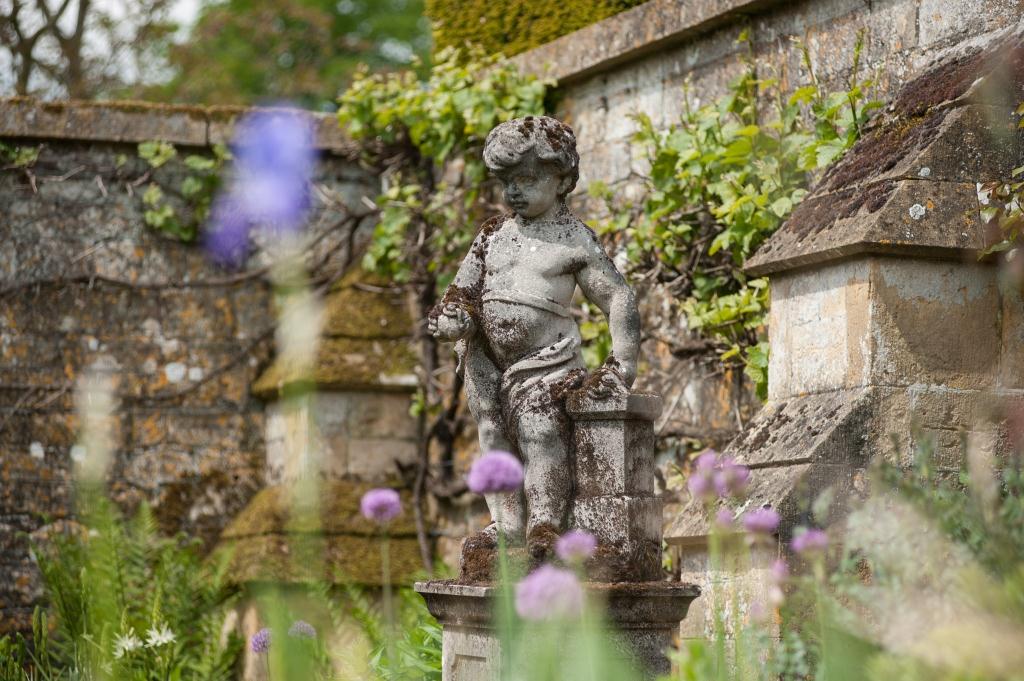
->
[417, 389, 698, 680]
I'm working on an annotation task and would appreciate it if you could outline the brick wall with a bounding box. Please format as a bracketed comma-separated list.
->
[0, 99, 377, 633]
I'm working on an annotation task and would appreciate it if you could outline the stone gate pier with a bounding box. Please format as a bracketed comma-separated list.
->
[417, 389, 698, 680]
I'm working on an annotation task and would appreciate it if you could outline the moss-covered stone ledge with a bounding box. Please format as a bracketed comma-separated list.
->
[0, 96, 358, 155]
[511, 0, 785, 84]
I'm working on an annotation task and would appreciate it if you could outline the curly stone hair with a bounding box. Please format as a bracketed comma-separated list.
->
[482, 115, 580, 196]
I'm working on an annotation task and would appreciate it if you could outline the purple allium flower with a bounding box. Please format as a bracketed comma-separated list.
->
[713, 457, 750, 498]
[250, 627, 271, 653]
[743, 507, 781, 535]
[467, 450, 524, 494]
[288, 620, 316, 639]
[205, 107, 316, 265]
[360, 488, 402, 523]
[791, 528, 829, 555]
[515, 565, 584, 621]
[232, 109, 316, 232]
[714, 508, 735, 529]
[556, 530, 597, 563]
[687, 449, 719, 502]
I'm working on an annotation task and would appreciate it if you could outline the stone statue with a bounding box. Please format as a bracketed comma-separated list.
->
[428, 115, 641, 568]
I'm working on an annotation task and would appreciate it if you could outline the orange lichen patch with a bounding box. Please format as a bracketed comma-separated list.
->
[214, 481, 424, 585]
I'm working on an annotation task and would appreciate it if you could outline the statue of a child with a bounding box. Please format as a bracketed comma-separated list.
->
[428, 115, 641, 568]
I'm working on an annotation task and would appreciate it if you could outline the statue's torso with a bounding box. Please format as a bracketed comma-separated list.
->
[479, 215, 586, 368]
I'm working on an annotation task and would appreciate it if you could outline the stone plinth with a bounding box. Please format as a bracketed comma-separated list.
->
[415, 580, 699, 680]
[568, 391, 664, 582]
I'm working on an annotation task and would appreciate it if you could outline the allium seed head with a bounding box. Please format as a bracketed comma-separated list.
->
[467, 450, 524, 494]
[743, 507, 781, 535]
[555, 530, 598, 563]
[515, 565, 584, 621]
[360, 488, 402, 523]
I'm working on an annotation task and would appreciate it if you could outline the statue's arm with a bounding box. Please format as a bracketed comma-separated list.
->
[575, 233, 641, 386]
[429, 226, 489, 341]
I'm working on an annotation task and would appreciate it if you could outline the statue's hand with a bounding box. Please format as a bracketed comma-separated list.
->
[428, 303, 475, 341]
[585, 356, 631, 399]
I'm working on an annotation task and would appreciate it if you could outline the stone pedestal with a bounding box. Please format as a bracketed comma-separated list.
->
[568, 391, 663, 581]
[415, 580, 699, 680]
[416, 390, 699, 679]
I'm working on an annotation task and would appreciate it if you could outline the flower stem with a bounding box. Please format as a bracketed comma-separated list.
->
[381, 533, 396, 674]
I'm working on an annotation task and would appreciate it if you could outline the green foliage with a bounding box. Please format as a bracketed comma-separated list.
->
[0, 500, 241, 681]
[138, 141, 231, 242]
[592, 32, 880, 398]
[0, 142, 41, 168]
[979, 103, 1024, 257]
[155, 0, 430, 109]
[338, 45, 549, 289]
[425, 0, 645, 57]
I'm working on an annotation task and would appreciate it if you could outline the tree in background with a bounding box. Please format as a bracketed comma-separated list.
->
[0, 0, 177, 98]
[154, 0, 431, 109]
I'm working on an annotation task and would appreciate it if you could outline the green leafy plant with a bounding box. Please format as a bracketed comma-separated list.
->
[0, 501, 242, 681]
[591, 31, 880, 399]
[138, 140, 231, 242]
[979, 102, 1024, 260]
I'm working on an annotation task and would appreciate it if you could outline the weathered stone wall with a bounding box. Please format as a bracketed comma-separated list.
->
[0, 99, 378, 633]
[514, 0, 1024, 514]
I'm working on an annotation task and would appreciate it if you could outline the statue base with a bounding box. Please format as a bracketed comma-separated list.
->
[415, 579, 699, 680]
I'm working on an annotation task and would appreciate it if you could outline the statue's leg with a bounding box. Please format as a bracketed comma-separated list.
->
[463, 343, 526, 542]
[515, 406, 572, 561]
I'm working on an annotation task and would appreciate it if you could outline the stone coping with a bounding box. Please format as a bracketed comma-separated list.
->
[567, 390, 663, 421]
[0, 96, 358, 156]
[512, 0, 784, 84]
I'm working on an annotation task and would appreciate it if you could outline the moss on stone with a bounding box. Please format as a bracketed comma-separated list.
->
[321, 267, 412, 339]
[251, 267, 417, 398]
[215, 482, 424, 585]
[425, 0, 646, 57]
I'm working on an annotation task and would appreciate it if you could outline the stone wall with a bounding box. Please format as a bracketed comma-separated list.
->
[513, 0, 1024, 518]
[0, 98, 378, 633]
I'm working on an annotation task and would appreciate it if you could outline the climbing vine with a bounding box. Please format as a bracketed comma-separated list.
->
[337, 46, 551, 552]
[136, 140, 231, 242]
[589, 32, 880, 399]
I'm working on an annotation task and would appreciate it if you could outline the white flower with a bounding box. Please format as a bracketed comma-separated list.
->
[146, 622, 176, 647]
[113, 629, 143, 659]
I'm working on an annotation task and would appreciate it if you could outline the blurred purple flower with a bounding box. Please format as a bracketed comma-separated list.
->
[232, 109, 316, 232]
[205, 107, 317, 266]
[743, 507, 781, 535]
[556, 530, 597, 563]
[515, 565, 584, 621]
[360, 488, 402, 523]
[204, 194, 252, 267]
[770, 558, 789, 584]
[687, 450, 750, 502]
[791, 528, 829, 555]
[713, 457, 750, 498]
[467, 450, 524, 494]
[768, 558, 788, 606]
[250, 627, 271, 653]
[714, 508, 735, 529]
[288, 620, 316, 639]
[687, 449, 718, 502]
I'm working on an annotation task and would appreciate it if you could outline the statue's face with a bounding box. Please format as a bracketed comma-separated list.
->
[496, 152, 567, 219]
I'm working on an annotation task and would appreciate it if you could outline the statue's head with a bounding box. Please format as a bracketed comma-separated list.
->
[483, 116, 579, 218]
